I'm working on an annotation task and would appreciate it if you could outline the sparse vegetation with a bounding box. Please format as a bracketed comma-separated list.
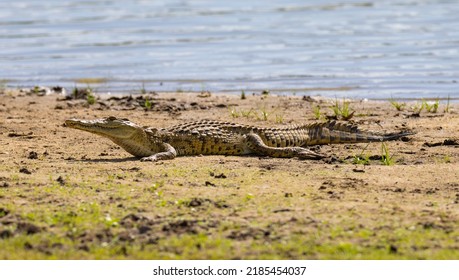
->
[229, 106, 241, 118]
[241, 90, 246, 100]
[275, 113, 284, 124]
[86, 91, 96, 105]
[411, 102, 424, 115]
[256, 107, 269, 121]
[352, 144, 371, 165]
[144, 98, 152, 110]
[389, 99, 406, 111]
[330, 98, 354, 120]
[31, 86, 41, 94]
[423, 99, 439, 113]
[2, 90, 458, 260]
[313, 105, 322, 120]
[380, 142, 394, 166]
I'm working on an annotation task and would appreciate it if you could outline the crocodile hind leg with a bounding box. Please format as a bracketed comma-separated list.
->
[244, 133, 325, 159]
[140, 143, 177, 162]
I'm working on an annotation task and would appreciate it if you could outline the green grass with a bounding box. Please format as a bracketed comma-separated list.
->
[423, 99, 439, 113]
[229, 106, 241, 118]
[256, 107, 270, 121]
[144, 98, 152, 110]
[229, 106, 276, 122]
[313, 105, 322, 120]
[352, 144, 371, 165]
[330, 98, 354, 120]
[275, 114, 284, 124]
[86, 91, 96, 105]
[411, 102, 424, 115]
[389, 99, 406, 111]
[1, 160, 458, 260]
[380, 142, 395, 166]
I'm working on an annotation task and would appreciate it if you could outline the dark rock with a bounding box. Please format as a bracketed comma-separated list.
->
[19, 167, 32, 174]
[28, 151, 38, 159]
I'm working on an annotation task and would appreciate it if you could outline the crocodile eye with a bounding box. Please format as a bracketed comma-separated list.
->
[107, 116, 117, 121]
[122, 118, 129, 121]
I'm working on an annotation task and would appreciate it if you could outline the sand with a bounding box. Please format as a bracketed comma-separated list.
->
[0, 88, 458, 259]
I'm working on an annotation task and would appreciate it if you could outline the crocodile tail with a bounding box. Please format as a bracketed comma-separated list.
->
[305, 121, 415, 145]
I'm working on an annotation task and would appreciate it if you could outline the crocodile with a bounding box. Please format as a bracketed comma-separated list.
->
[64, 116, 414, 162]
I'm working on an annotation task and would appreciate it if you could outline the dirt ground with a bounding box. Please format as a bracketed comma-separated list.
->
[0, 88, 458, 259]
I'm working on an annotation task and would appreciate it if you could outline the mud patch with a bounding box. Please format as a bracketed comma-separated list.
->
[424, 139, 459, 147]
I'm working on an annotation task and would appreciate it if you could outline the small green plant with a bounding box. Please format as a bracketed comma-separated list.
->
[380, 142, 394, 166]
[144, 98, 152, 110]
[32, 86, 41, 94]
[241, 109, 253, 118]
[444, 95, 451, 113]
[148, 181, 164, 193]
[389, 99, 406, 111]
[245, 193, 254, 201]
[229, 106, 241, 118]
[261, 90, 269, 96]
[241, 90, 246, 100]
[229, 107, 254, 119]
[255, 107, 269, 121]
[411, 102, 424, 114]
[86, 90, 96, 105]
[423, 99, 439, 113]
[352, 143, 371, 165]
[275, 114, 284, 124]
[443, 155, 451, 163]
[313, 105, 322, 120]
[331, 98, 354, 120]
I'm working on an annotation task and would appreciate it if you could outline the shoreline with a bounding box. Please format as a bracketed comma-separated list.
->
[2, 84, 459, 102]
[1, 88, 458, 259]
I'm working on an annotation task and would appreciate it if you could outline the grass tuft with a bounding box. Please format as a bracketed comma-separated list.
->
[330, 98, 354, 120]
[380, 142, 395, 166]
[352, 143, 371, 165]
[389, 99, 406, 111]
[423, 99, 439, 113]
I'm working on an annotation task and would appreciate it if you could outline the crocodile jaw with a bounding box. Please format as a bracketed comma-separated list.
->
[64, 117, 157, 157]
[64, 117, 141, 139]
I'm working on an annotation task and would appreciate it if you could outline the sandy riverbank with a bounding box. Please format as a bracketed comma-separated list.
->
[0, 88, 458, 259]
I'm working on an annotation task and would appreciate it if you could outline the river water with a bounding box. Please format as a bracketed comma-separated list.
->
[1, 0, 458, 99]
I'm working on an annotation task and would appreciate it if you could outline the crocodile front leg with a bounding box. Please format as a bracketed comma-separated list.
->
[244, 133, 325, 159]
[140, 143, 177, 162]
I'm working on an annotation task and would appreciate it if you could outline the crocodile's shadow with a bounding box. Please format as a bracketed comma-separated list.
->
[74, 157, 139, 163]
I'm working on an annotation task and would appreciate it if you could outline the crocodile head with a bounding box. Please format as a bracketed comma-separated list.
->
[64, 116, 155, 157]
[64, 116, 141, 139]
